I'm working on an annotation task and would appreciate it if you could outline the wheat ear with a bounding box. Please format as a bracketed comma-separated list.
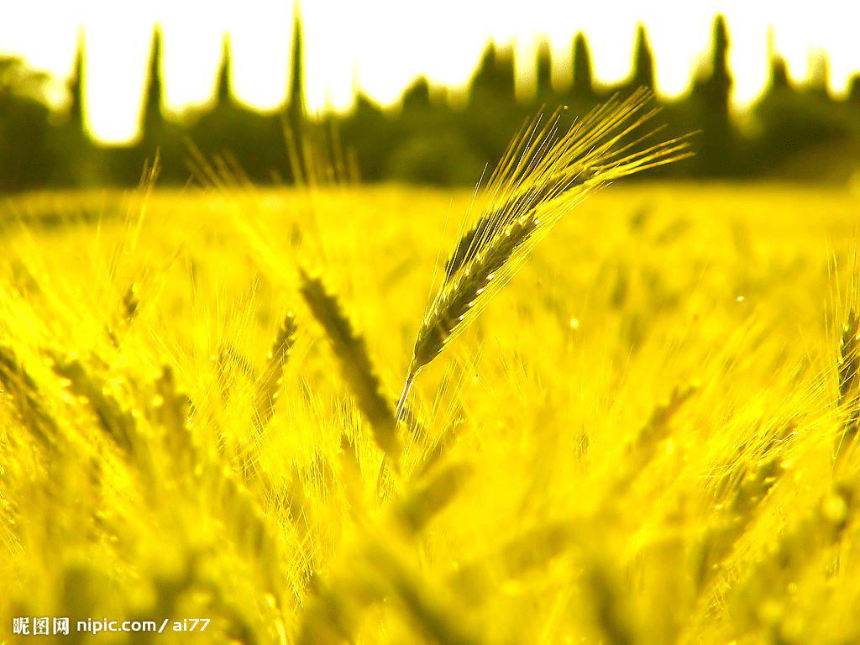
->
[299, 268, 400, 459]
[397, 90, 690, 411]
[836, 309, 860, 462]
[254, 311, 298, 431]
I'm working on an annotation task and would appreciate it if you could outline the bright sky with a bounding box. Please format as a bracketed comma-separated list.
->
[0, 0, 857, 145]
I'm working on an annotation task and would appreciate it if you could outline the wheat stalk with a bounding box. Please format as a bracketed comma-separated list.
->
[397, 90, 690, 411]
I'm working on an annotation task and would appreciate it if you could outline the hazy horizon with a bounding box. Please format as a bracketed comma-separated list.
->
[1, 0, 858, 145]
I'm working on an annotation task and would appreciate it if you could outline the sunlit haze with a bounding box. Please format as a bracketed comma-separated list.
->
[1, 0, 858, 144]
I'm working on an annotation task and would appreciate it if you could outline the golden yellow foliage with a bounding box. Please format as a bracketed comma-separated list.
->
[1, 181, 860, 644]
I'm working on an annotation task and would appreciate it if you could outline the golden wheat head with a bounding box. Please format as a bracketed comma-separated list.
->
[398, 89, 690, 410]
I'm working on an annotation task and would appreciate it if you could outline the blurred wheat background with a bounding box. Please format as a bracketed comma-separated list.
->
[3, 161, 860, 643]
[3, 2, 860, 645]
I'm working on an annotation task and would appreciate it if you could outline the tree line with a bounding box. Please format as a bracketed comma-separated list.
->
[2, 14, 860, 192]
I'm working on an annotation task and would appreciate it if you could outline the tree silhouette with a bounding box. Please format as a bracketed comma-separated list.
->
[469, 42, 516, 103]
[287, 11, 306, 126]
[698, 16, 732, 113]
[134, 25, 194, 186]
[286, 9, 307, 179]
[630, 24, 655, 91]
[56, 28, 98, 187]
[535, 39, 553, 102]
[142, 28, 164, 143]
[765, 27, 790, 95]
[463, 41, 522, 175]
[570, 32, 596, 104]
[3, 10, 860, 191]
[340, 92, 394, 181]
[848, 75, 860, 107]
[769, 56, 791, 93]
[68, 28, 86, 136]
[216, 33, 233, 107]
[0, 56, 55, 191]
[692, 15, 734, 175]
[402, 76, 431, 110]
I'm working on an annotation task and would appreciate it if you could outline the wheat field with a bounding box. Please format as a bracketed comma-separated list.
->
[2, 174, 860, 644]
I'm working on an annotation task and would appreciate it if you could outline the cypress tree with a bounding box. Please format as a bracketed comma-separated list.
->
[695, 15, 734, 175]
[142, 27, 164, 141]
[769, 56, 790, 92]
[402, 76, 431, 110]
[469, 42, 515, 102]
[470, 43, 497, 99]
[286, 7, 307, 181]
[571, 32, 594, 101]
[630, 24, 655, 91]
[495, 44, 516, 101]
[766, 26, 790, 93]
[215, 33, 233, 107]
[68, 27, 86, 135]
[535, 39, 553, 100]
[287, 9, 306, 135]
[693, 14, 732, 129]
[708, 14, 732, 111]
[848, 74, 860, 107]
[63, 27, 95, 186]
